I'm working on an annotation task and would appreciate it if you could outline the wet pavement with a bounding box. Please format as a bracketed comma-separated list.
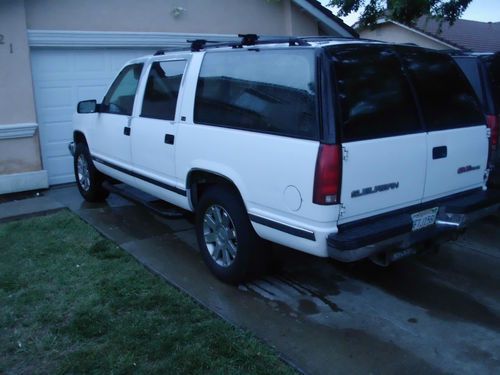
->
[46, 184, 500, 375]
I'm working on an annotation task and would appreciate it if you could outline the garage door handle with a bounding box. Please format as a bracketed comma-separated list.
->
[123, 127, 131, 136]
[164, 134, 175, 145]
[433, 146, 447, 159]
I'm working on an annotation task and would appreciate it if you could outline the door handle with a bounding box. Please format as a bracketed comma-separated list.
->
[432, 146, 447, 159]
[164, 134, 175, 145]
[123, 127, 131, 136]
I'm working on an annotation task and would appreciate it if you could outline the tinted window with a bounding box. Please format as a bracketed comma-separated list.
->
[141, 60, 186, 120]
[194, 49, 318, 139]
[400, 48, 484, 130]
[454, 57, 485, 110]
[328, 45, 421, 142]
[102, 64, 143, 116]
[484, 53, 500, 113]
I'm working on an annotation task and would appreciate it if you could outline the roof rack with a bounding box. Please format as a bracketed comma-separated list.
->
[154, 33, 357, 56]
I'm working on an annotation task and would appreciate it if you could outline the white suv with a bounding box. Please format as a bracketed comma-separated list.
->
[70, 36, 500, 283]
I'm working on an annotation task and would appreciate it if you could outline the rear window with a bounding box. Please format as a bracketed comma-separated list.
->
[327, 45, 421, 142]
[194, 49, 318, 140]
[399, 48, 484, 130]
[484, 53, 500, 113]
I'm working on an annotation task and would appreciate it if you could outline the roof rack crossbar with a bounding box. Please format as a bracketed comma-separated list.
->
[156, 34, 326, 55]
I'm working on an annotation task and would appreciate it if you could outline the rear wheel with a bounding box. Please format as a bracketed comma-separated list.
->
[74, 143, 109, 202]
[196, 185, 265, 284]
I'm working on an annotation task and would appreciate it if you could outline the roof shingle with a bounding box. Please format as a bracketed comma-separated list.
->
[415, 17, 500, 52]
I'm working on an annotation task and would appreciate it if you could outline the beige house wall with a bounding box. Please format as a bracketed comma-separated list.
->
[0, 0, 43, 179]
[1, 0, 341, 193]
[25, 0, 319, 36]
[359, 23, 455, 50]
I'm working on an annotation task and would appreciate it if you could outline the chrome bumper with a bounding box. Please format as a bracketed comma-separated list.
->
[328, 199, 500, 263]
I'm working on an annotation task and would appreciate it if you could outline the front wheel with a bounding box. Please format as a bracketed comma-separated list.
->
[195, 185, 265, 284]
[74, 143, 109, 202]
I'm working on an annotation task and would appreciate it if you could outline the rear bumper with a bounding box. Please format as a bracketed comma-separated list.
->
[327, 189, 500, 262]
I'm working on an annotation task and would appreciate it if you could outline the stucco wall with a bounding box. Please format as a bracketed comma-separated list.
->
[0, 0, 42, 176]
[360, 23, 454, 50]
[25, 0, 318, 36]
[0, 137, 42, 175]
[290, 2, 319, 35]
[0, 0, 37, 124]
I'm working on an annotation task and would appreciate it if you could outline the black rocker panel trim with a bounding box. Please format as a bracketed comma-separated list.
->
[249, 214, 316, 241]
[92, 156, 187, 196]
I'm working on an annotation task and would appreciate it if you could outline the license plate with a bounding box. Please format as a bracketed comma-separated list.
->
[411, 207, 439, 231]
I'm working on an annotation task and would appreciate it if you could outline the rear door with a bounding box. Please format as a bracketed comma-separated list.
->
[400, 49, 488, 201]
[328, 45, 427, 223]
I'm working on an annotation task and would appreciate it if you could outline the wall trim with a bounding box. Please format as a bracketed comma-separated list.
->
[0, 123, 38, 140]
[0, 170, 49, 195]
[27, 30, 238, 48]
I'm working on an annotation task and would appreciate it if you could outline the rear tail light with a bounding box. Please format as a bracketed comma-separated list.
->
[486, 114, 499, 168]
[313, 144, 341, 205]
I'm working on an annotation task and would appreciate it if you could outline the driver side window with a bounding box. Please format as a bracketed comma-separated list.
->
[101, 63, 143, 116]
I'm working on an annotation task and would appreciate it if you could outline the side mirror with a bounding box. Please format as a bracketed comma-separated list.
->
[77, 100, 99, 113]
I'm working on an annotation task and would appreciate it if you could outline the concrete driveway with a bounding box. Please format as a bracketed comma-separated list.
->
[46, 184, 500, 375]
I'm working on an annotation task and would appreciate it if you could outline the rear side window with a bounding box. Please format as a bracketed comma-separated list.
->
[453, 57, 485, 111]
[194, 49, 318, 139]
[328, 45, 421, 142]
[102, 63, 143, 116]
[141, 60, 186, 121]
[400, 48, 484, 130]
[484, 53, 500, 113]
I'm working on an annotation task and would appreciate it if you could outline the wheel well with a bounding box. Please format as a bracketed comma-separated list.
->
[187, 170, 242, 209]
[74, 131, 87, 146]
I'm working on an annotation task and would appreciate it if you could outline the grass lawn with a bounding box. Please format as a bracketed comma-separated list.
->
[0, 210, 295, 375]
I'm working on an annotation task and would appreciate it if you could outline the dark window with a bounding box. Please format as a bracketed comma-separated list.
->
[141, 60, 186, 120]
[102, 64, 143, 116]
[399, 48, 484, 130]
[328, 45, 421, 142]
[194, 49, 318, 139]
[484, 53, 500, 113]
[454, 57, 485, 111]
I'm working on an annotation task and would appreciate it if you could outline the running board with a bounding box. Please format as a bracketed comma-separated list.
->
[102, 181, 185, 219]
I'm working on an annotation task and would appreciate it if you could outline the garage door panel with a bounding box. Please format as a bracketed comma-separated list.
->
[36, 87, 73, 109]
[43, 141, 72, 158]
[77, 85, 109, 103]
[42, 122, 73, 144]
[31, 50, 72, 74]
[37, 108, 74, 124]
[32, 48, 155, 184]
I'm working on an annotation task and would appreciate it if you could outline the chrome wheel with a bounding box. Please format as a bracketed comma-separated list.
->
[77, 154, 91, 192]
[203, 204, 238, 267]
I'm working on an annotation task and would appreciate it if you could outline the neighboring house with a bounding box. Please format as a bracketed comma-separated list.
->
[358, 16, 500, 52]
[0, 0, 357, 194]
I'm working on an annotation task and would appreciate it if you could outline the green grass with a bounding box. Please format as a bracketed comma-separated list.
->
[0, 210, 295, 375]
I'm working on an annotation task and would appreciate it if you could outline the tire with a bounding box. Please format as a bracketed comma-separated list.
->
[195, 185, 265, 284]
[74, 143, 109, 202]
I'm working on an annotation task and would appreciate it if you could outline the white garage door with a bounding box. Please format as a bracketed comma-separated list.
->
[31, 48, 156, 185]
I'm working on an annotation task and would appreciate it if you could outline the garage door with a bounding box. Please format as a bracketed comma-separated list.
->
[31, 48, 156, 185]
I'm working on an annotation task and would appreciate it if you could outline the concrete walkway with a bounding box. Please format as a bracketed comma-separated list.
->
[0, 194, 64, 223]
[4, 184, 500, 374]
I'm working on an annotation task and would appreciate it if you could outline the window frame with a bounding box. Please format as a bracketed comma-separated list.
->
[101, 63, 144, 116]
[138, 58, 189, 122]
[192, 47, 322, 142]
